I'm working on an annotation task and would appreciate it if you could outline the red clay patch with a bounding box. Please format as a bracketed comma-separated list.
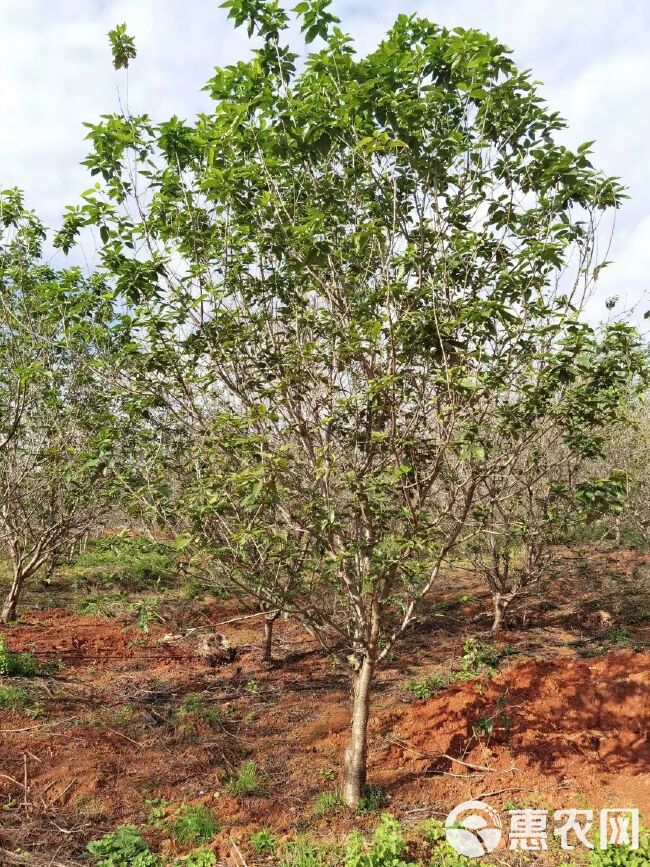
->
[1, 552, 648, 859]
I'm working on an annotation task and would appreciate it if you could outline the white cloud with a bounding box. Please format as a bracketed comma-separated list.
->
[0, 0, 648, 323]
[593, 215, 650, 326]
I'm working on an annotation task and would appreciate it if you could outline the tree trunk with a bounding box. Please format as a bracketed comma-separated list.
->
[261, 613, 277, 664]
[491, 592, 508, 634]
[1, 569, 24, 624]
[342, 653, 375, 807]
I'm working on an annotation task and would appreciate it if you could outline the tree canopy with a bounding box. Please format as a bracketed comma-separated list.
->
[50, 1, 647, 803]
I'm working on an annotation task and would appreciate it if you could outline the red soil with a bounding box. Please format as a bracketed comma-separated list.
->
[1, 550, 648, 862]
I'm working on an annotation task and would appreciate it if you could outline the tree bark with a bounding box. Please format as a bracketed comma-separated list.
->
[1, 568, 24, 623]
[261, 613, 278, 664]
[491, 591, 508, 634]
[342, 653, 375, 806]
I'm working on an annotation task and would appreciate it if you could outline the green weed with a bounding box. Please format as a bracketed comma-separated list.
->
[0, 684, 41, 714]
[67, 535, 176, 593]
[86, 824, 159, 866]
[459, 638, 502, 673]
[280, 836, 326, 867]
[171, 804, 220, 846]
[145, 797, 170, 829]
[0, 634, 41, 676]
[313, 790, 342, 816]
[472, 694, 512, 738]
[345, 813, 415, 867]
[406, 674, 447, 701]
[357, 785, 389, 815]
[225, 761, 266, 797]
[177, 695, 225, 727]
[173, 849, 216, 867]
[604, 626, 632, 645]
[250, 828, 278, 853]
[587, 830, 649, 866]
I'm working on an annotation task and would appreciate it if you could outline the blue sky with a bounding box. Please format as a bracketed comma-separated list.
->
[1, 0, 648, 324]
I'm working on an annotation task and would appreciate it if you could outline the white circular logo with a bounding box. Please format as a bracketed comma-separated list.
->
[445, 800, 502, 858]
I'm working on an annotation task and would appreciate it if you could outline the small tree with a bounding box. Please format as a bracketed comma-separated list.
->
[61, 4, 632, 803]
[0, 190, 119, 622]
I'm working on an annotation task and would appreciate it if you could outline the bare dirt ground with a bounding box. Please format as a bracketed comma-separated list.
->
[1, 545, 648, 864]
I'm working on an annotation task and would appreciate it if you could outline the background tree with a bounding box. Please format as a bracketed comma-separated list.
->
[59, 4, 636, 804]
[0, 189, 47, 455]
[0, 189, 120, 622]
[467, 322, 647, 632]
[593, 399, 650, 548]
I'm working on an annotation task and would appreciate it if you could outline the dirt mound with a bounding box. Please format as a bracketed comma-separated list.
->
[378, 650, 649, 814]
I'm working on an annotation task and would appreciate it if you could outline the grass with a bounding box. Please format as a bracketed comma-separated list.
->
[65, 535, 177, 593]
[406, 673, 447, 700]
[0, 683, 42, 716]
[0, 634, 41, 676]
[171, 804, 220, 846]
[280, 836, 327, 867]
[405, 639, 515, 702]
[357, 785, 388, 815]
[313, 790, 342, 816]
[250, 828, 278, 853]
[225, 760, 266, 797]
[176, 694, 225, 726]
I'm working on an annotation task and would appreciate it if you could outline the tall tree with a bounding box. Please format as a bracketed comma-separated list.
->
[60, 4, 635, 803]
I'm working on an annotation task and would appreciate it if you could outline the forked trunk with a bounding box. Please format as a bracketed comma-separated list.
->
[1, 569, 24, 624]
[342, 653, 374, 806]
